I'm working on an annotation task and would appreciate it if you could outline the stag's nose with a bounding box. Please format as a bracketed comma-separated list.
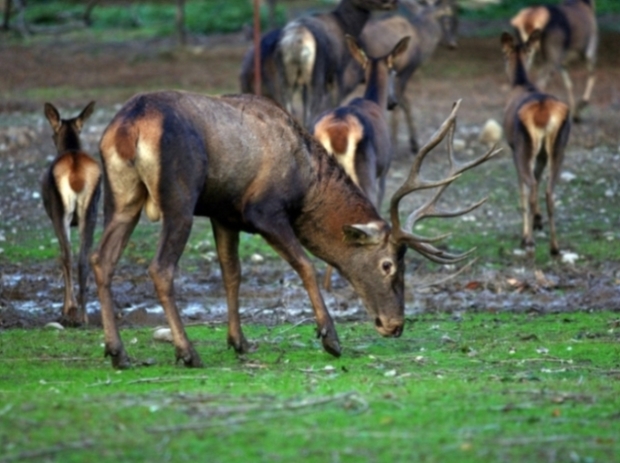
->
[375, 316, 404, 338]
[447, 39, 458, 50]
[387, 98, 398, 111]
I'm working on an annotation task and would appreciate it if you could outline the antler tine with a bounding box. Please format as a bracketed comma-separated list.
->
[403, 237, 478, 264]
[390, 99, 462, 230]
[390, 100, 499, 264]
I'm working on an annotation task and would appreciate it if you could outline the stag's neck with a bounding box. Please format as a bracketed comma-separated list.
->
[332, 0, 372, 37]
[295, 143, 382, 265]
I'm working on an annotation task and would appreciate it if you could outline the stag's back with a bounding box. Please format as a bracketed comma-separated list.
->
[99, 91, 347, 227]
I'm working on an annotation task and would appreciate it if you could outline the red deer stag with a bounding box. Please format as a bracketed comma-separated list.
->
[42, 101, 102, 326]
[358, 0, 458, 154]
[313, 35, 410, 290]
[510, 0, 597, 122]
[91, 92, 496, 369]
[501, 31, 571, 257]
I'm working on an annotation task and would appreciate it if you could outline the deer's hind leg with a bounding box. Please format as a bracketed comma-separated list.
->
[42, 173, 80, 326]
[91, 173, 145, 369]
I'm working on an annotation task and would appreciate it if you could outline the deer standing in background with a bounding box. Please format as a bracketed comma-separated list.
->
[358, 0, 458, 154]
[501, 31, 571, 257]
[510, 0, 597, 122]
[91, 90, 496, 369]
[276, 0, 397, 126]
[239, 27, 283, 102]
[42, 101, 101, 326]
[313, 35, 409, 290]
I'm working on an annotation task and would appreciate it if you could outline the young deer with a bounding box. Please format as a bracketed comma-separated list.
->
[359, 0, 458, 153]
[42, 101, 102, 326]
[501, 31, 571, 257]
[510, 0, 597, 122]
[92, 91, 496, 369]
[313, 36, 409, 290]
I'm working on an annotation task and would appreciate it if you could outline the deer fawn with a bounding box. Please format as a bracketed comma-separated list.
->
[313, 35, 409, 290]
[510, 0, 597, 122]
[501, 31, 571, 257]
[91, 91, 495, 369]
[358, 0, 458, 153]
[42, 101, 102, 326]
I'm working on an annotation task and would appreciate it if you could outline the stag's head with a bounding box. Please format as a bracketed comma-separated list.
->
[335, 101, 498, 338]
[44, 101, 95, 155]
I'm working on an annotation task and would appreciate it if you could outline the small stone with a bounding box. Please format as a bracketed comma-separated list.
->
[45, 322, 65, 330]
[153, 328, 173, 343]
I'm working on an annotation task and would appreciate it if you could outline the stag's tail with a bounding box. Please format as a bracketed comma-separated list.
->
[279, 21, 317, 89]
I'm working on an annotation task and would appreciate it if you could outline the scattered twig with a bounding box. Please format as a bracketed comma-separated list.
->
[414, 258, 478, 290]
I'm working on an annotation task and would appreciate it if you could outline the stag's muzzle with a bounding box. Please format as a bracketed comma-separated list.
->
[375, 316, 404, 337]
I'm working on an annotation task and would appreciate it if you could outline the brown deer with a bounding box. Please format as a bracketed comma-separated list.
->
[275, 0, 397, 126]
[501, 31, 571, 257]
[91, 92, 496, 369]
[42, 101, 102, 326]
[510, 0, 597, 122]
[239, 27, 283, 102]
[358, 0, 458, 154]
[313, 35, 410, 290]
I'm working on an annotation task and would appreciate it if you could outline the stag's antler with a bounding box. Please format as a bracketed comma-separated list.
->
[389, 100, 501, 264]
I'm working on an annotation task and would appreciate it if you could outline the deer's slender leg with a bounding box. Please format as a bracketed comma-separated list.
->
[249, 210, 340, 357]
[59, 212, 79, 323]
[149, 212, 202, 367]
[76, 186, 100, 325]
[91, 211, 141, 369]
[560, 68, 577, 121]
[532, 151, 547, 231]
[211, 219, 251, 354]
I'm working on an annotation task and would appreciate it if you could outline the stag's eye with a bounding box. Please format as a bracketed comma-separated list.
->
[380, 259, 394, 276]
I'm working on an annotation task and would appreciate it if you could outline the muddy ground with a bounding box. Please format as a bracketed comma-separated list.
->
[1, 19, 620, 331]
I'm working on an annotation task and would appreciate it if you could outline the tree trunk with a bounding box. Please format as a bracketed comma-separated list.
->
[83, 0, 102, 27]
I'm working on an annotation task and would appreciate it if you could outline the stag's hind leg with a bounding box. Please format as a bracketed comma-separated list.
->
[76, 184, 101, 325]
[148, 210, 203, 367]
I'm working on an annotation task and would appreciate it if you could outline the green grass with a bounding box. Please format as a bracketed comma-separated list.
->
[1, 312, 618, 462]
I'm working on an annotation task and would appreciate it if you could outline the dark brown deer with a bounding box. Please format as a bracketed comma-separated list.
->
[91, 91, 496, 369]
[501, 31, 571, 257]
[358, 0, 458, 153]
[510, 0, 597, 122]
[239, 27, 283, 102]
[313, 35, 409, 290]
[42, 101, 102, 326]
[275, 0, 397, 126]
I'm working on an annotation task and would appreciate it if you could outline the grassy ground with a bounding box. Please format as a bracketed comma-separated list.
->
[1, 312, 619, 462]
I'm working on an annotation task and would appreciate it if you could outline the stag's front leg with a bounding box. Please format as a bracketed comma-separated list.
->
[519, 181, 535, 257]
[252, 214, 341, 356]
[211, 220, 251, 354]
[149, 214, 203, 367]
[399, 92, 419, 154]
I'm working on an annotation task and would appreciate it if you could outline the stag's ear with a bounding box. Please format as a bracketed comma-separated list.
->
[343, 222, 387, 245]
[75, 101, 96, 131]
[500, 32, 515, 55]
[44, 102, 61, 132]
[345, 35, 368, 68]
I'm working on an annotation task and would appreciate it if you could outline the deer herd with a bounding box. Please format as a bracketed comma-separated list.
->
[39, 0, 597, 368]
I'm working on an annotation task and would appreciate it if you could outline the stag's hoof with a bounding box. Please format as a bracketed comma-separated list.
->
[227, 334, 255, 355]
[550, 246, 560, 257]
[105, 345, 131, 370]
[317, 325, 342, 357]
[176, 346, 204, 368]
[410, 138, 419, 155]
[573, 100, 589, 123]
